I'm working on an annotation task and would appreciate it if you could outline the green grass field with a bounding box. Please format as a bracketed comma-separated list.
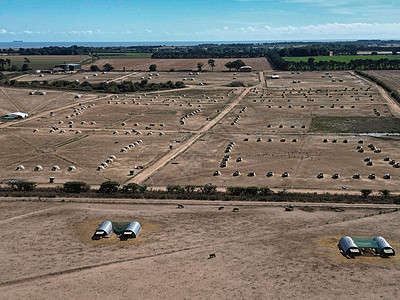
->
[97, 53, 153, 59]
[284, 55, 400, 63]
[310, 117, 400, 133]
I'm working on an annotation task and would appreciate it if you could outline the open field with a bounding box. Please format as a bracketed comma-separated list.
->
[97, 53, 153, 59]
[0, 55, 91, 70]
[284, 55, 400, 63]
[0, 200, 399, 299]
[86, 57, 272, 71]
[1, 70, 400, 194]
[15, 70, 260, 87]
[364, 70, 400, 93]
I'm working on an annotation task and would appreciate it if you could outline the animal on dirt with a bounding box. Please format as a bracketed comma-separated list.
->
[232, 207, 239, 212]
[177, 204, 184, 209]
[209, 253, 216, 259]
[218, 206, 224, 210]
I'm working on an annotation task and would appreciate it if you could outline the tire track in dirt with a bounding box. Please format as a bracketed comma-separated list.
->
[0, 87, 22, 112]
[0, 206, 59, 224]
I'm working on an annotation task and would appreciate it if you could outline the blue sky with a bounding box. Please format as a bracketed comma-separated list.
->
[1, 0, 399, 42]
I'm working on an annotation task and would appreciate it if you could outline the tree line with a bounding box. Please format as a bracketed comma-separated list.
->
[288, 58, 400, 71]
[3, 180, 399, 204]
[2, 78, 185, 93]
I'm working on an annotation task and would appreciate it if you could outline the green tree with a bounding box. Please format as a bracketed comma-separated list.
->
[123, 183, 147, 193]
[208, 59, 215, 71]
[197, 62, 204, 71]
[24, 57, 31, 64]
[103, 63, 114, 72]
[99, 180, 120, 193]
[379, 190, 391, 198]
[64, 181, 90, 193]
[90, 65, 100, 71]
[232, 59, 245, 71]
[0, 71, 4, 80]
[360, 189, 372, 198]
[149, 64, 157, 71]
[21, 63, 30, 71]
[225, 61, 234, 71]
[7, 180, 36, 191]
[0, 59, 5, 70]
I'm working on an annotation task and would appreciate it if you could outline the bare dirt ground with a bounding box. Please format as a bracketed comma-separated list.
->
[0, 200, 399, 299]
[87, 57, 272, 71]
[1, 70, 400, 193]
[365, 70, 400, 92]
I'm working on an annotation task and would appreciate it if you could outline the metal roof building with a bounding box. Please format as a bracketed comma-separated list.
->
[54, 63, 81, 72]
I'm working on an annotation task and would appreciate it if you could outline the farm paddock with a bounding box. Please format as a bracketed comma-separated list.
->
[85, 57, 272, 71]
[0, 70, 400, 193]
[0, 200, 399, 299]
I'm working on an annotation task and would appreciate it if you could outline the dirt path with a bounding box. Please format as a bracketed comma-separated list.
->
[0, 87, 22, 112]
[106, 72, 137, 83]
[0, 206, 59, 224]
[128, 72, 264, 184]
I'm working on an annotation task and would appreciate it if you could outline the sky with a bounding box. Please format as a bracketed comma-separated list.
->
[0, 0, 400, 42]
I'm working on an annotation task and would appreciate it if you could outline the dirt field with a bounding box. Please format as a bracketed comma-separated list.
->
[0, 199, 399, 299]
[1, 70, 400, 193]
[365, 70, 400, 93]
[87, 57, 272, 71]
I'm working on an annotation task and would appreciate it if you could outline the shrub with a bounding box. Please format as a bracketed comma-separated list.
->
[64, 181, 90, 193]
[360, 189, 372, 198]
[228, 81, 245, 87]
[199, 184, 217, 194]
[166, 185, 185, 193]
[99, 181, 120, 193]
[123, 183, 147, 193]
[7, 180, 36, 191]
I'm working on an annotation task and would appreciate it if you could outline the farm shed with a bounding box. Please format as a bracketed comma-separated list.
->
[338, 236, 362, 257]
[92, 221, 113, 240]
[54, 63, 81, 72]
[122, 221, 141, 238]
[3, 112, 28, 119]
[240, 66, 252, 72]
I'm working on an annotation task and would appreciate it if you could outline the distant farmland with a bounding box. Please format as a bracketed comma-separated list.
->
[284, 55, 400, 63]
[0, 55, 91, 70]
[96, 53, 153, 59]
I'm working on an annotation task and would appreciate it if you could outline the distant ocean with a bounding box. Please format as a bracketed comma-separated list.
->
[0, 40, 355, 49]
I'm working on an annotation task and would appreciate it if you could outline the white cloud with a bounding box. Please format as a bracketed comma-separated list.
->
[145, 29, 152, 33]
[224, 26, 229, 30]
[248, 26, 256, 31]
[23, 30, 33, 34]
[68, 30, 94, 35]
[0, 29, 7, 34]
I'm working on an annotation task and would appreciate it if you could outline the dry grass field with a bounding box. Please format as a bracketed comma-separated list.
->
[1, 69, 400, 193]
[87, 57, 272, 71]
[365, 70, 400, 92]
[0, 200, 399, 299]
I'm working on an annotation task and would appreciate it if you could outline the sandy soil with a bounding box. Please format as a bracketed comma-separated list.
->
[0, 199, 399, 299]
